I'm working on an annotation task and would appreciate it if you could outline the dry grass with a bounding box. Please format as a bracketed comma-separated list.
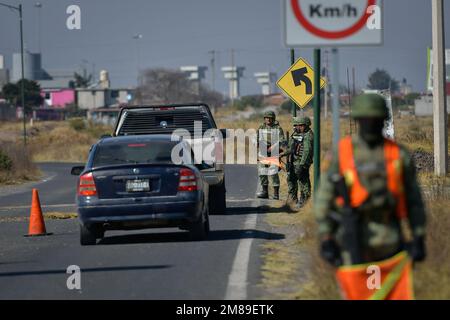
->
[0, 120, 112, 184]
[30, 121, 112, 162]
[414, 197, 450, 299]
[0, 212, 77, 223]
[0, 141, 40, 185]
[0, 120, 112, 164]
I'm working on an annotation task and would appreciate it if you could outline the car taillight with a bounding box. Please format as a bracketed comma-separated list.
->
[78, 172, 97, 196]
[178, 168, 197, 192]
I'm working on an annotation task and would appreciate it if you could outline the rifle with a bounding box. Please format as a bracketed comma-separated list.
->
[286, 134, 301, 174]
[331, 173, 363, 265]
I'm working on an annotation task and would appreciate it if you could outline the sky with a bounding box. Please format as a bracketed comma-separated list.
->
[0, 0, 449, 96]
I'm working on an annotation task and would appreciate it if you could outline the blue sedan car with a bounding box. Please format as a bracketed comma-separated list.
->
[71, 134, 210, 245]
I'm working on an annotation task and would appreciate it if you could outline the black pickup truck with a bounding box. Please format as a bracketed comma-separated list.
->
[112, 103, 227, 214]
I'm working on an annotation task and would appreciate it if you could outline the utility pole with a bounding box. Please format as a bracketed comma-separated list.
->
[231, 48, 235, 105]
[209, 50, 216, 92]
[209, 50, 216, 115]
[431, 0, 448, 176]
[0, 2, 27, 145]
[19, 4, 25, 145]
[133, 34, 143, 85]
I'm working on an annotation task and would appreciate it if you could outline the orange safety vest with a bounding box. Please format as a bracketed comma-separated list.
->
[336, 251, 414, 300]
[337, 136, 408, 219]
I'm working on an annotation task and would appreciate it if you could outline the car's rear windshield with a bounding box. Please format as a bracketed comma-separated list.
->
[93, 140, 177, 167]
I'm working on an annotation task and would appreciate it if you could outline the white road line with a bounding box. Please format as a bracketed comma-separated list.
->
[226, 198, 258, 202]
[0, 172, 57, 198]
[225, 212, 258, 300]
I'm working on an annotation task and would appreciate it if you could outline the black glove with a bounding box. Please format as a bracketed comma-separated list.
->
[320, 239, 343, 267]
[408, 236, 426, 262]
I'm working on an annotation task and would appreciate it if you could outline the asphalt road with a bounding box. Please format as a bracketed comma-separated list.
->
[0, 163, 285, 299]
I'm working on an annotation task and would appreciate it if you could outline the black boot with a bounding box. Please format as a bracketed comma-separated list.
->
[257, 185, 269, 199]
[273, 187, 279, 200]
[296, 198, 305, 209]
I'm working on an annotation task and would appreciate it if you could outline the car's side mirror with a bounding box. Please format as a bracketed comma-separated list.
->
[71, 166, 85, 176]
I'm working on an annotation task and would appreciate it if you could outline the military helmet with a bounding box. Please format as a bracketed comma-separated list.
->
[263, 110, 276, 120]
[292, 116, 311, 126]
[351, 93, 388, 119]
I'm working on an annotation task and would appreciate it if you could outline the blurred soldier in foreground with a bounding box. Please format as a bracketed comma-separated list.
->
[283, 116, 314, 208]
[256, 111, 285, 200]
[314, 94, 426, 300]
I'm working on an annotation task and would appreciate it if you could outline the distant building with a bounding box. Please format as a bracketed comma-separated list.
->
[9, 51, 77, 90]
[11, 52, 47, 82]
[76, 88, 134, 111]
[222, 66, 245, 100]
[0, 54, 10, 89]
[89, 107, 121, 126]
[263, 93, 286, 106]
[400, 78, 413, 96]
[0, 102, 15, 121]
[41, 89, 76, 108]
[414, 84, 450, 116]
[0, 69, 10, 88]
[254, 72, 277, 96]
[38, 69, 76, 89]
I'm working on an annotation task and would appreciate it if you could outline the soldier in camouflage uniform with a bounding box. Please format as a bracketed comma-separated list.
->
[283, 116, 314, 207]
[256, 111, 285, 200]
[314, 94, 426, 268]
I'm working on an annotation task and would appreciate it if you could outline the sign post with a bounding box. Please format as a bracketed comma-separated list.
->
[313, 49, 321, 192]
[291, 49, 297, 117]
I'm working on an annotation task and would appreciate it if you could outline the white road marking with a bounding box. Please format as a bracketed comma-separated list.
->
[226, 198, 258, 202]
[225, 212, 258, 300]
[0, 172, 57, 198]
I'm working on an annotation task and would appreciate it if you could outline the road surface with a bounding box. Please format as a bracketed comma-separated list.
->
[0, 163, 285, 299]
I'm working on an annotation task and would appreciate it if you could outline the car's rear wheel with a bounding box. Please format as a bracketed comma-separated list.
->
[189, 205, 210, 241]
[80, 224, 97, 246]
[209, 178, 226, 215]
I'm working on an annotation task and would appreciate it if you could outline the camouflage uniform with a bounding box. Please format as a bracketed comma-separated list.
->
[284, 117, 314, 206]
[257, 111, 285, 199]
[314, 94, 426, 266]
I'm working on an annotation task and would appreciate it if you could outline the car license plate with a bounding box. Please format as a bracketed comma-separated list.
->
[126, 179, 150, 192]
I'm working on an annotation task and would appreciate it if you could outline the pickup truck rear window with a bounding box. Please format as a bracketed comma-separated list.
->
[116, 108, 213, 136]
[93, 140, 177, 167]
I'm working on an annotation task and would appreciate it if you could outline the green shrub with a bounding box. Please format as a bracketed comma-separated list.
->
[0, 149, 12, 171]
[69, 117, 86, 131]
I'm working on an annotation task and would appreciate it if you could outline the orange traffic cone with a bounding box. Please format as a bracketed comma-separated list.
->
[25, 189, 51, 237]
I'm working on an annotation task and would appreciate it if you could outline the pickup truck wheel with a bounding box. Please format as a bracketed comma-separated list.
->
[80, 224, 97, 246]
[189, 206, 209, 241]
[96, 227, 105, 239]
[209, 179, 226, 215]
